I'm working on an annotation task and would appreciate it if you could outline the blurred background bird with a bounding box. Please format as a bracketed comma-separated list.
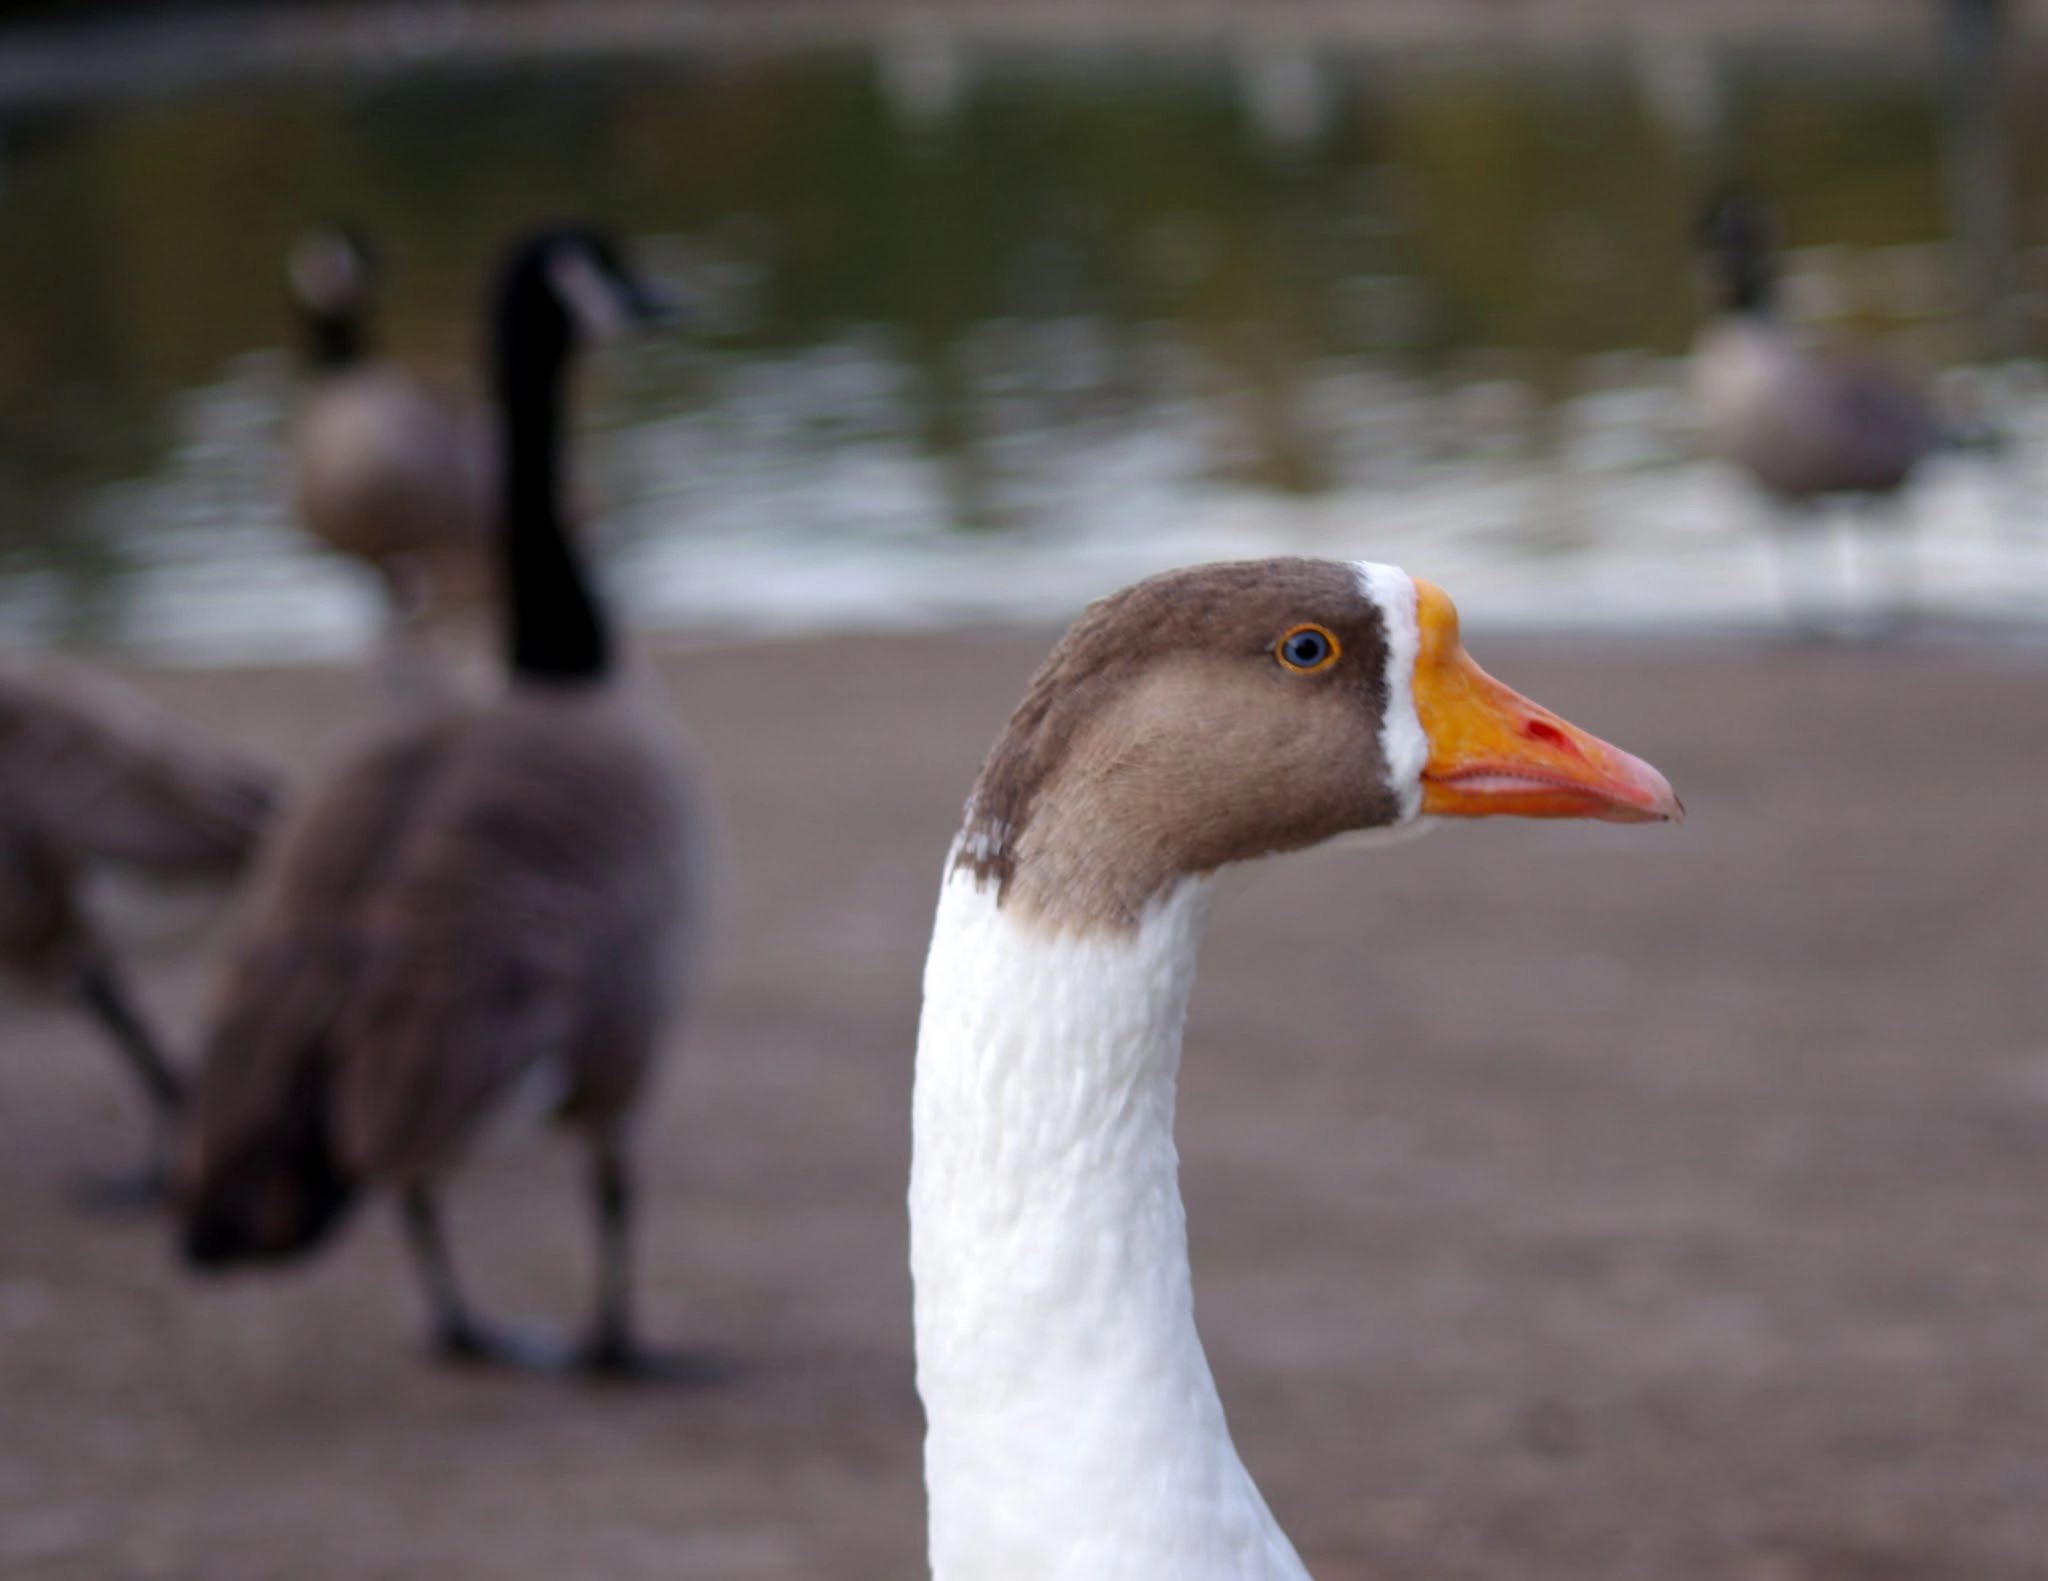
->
[287, 224, 494, 695]
[1689, 187, 1996, 636]
[178, 226, 700, 1378]
[0, 663, 272, 1204]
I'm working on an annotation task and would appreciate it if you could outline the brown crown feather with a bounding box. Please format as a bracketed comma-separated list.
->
[956, 558, 1407, 933]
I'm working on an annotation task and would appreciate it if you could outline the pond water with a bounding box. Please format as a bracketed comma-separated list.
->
[2, 28, 2047, 661]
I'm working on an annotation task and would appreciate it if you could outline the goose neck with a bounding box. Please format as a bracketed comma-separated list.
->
[910, 866, 1309, 1581]
[303, 309, 366, 370]
[1719, 268, 1778, 319]
[492, 309, 609, 683]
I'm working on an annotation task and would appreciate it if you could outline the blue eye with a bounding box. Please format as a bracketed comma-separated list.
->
[1276, 624, 1339, 672]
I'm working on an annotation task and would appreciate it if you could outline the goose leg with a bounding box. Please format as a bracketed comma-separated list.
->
[72, 958, 182, 1210]
[379, 553, 433, 626]
[1765, 509, 1829, 641]
[1865, 495, 1918, 638]
[77, 958, 183, 1112]
[401, 1189, 573, 1373]
[581, 1135, 637, 1368]
[374, 558, 446, 707]
[574, 1132, 725, 1385]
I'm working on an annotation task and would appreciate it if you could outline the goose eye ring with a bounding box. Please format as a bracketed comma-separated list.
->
[1276, 623, 1340, 673]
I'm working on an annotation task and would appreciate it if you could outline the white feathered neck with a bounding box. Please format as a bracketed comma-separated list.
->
[910, 867, 1313, 1581]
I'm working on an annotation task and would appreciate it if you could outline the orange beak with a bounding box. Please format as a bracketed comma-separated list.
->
[1413, 580, 1683, 825]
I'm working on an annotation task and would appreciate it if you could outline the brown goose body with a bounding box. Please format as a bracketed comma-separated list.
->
[184, 684, 691, 1254]
[291, 363, 493, 570]
[0, 661, 275, 1189]
[1691, 316, 1943, 503]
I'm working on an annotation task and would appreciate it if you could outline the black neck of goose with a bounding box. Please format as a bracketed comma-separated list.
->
[1721, 259, 1777, 316]
[494, 301, 611, 684]
[303, 307, 366, 369]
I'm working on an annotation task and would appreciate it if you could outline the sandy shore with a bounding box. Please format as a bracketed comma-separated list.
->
[3, 627, 2047, 1581]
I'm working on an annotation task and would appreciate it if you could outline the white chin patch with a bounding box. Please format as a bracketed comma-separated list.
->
[548, 245, 629, 342]
[1351, 560, 1426, 824]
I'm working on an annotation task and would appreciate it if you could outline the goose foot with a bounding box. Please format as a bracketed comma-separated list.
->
[430, 1318, 730, 1386]
[573, 1333, 736, 1386]
[432, 1318, 580, 1374]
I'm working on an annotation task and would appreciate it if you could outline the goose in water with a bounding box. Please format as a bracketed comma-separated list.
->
[179, 228, 696, 1377]
[911, 558, 1681, 1579]
[0, 664, 273, 1202]
[287, 227, 493, 662]
[1690, 192, 1954, 630]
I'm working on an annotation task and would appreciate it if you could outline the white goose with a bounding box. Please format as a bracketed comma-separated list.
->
[910, 558, 1682, 1580]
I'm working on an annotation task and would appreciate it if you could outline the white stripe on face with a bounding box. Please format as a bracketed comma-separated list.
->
[547, 242, 629, 343]
[1352, 560, 1425, 823]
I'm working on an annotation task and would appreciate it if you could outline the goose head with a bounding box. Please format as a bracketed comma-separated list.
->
[485, 227, 677, 686]
[489, 226, 677, 383]
[956, 558, 1680, 935]
[916, 558, 1679, 1581]
[287, 225, 379, 367]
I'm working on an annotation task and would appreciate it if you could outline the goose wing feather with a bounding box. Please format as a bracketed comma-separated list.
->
[1800, 349, 1943, 492]
[0, 664, 275, 876]
[191, 723, 449, 1166]
[331, 706, 688, 1179]
[201, 701, 689, 1188]
[0, 812, 88, 980]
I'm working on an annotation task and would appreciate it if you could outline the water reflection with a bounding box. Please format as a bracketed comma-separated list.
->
[0, 41, 2043, 658]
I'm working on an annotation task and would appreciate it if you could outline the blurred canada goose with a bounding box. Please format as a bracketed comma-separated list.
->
[0, 665, 273, 1200]
[1693, 194, 1946, 501]
[181, 229, 695, 1377]
[911, 558, 1681, 1578]
[1690, 192, 1954, 628]
[287, 227, 493, 629]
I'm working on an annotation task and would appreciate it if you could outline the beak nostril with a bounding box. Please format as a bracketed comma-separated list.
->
[1523, 718, 1573, 753]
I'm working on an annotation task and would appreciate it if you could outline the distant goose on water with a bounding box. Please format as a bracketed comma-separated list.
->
[0, 666, 273, 1203]
[287, 226, 493, 681]
[1690, 191, 1966, 631]
[180, 229, 699, 1377]
[911, 558, 1681, 1578]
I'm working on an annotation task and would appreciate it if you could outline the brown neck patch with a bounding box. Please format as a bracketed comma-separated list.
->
[955, 558, 1407, 934]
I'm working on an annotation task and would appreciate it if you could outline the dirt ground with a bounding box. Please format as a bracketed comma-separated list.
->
[3, 625, 2047, 1581]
